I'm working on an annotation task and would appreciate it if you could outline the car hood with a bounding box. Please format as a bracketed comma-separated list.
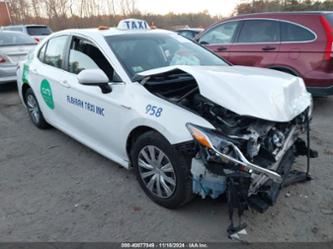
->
[138, 65, 312, 122]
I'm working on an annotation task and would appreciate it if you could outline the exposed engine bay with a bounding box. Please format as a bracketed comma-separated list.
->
[139, 69, 318, 238]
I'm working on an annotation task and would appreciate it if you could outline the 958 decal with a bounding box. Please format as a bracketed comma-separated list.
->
[146, 104, 163, 117]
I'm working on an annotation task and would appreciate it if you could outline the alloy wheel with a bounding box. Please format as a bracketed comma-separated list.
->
[26, 94, 40, 124]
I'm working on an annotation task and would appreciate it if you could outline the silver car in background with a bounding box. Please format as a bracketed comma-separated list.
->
[2, 25, 52, 43]
[0, 31, 36, 84]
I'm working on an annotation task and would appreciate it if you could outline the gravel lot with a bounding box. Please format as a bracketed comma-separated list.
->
[0, 83, 332, 242]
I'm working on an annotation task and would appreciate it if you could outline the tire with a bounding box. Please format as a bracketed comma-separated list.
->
[25, 88, 50, 129]
[131, 131, 193, 209]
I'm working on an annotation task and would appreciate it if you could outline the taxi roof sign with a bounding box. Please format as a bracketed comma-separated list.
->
[117, 19, 150, 30]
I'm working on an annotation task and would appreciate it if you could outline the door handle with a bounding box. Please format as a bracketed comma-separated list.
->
[215, 47, 227, 52]
[60, 80, 70, 88]
[262, 46, 276, 51]
[32, 68, 38, 74]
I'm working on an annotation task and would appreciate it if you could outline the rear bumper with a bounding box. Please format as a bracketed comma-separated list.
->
[307, 85, 333, 97]
[0, 65, 17, 84]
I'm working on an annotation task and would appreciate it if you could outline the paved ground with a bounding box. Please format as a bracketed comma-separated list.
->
[0, 83, 332, 242]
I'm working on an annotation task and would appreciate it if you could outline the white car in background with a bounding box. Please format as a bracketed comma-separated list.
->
[16, 19, 316, 236]
[0, 31, 36, 84]
[2, 25, 52, 43]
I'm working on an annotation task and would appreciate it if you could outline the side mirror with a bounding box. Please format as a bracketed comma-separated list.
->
[77, 69, 112, 94]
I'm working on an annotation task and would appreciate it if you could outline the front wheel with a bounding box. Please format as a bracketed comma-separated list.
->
[131, 131, 193, 209]
[25, 88, 50, 129]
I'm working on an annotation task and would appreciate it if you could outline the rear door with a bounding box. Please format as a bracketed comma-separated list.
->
[198, 21, 240, 60]
[29, 35, 69, 125]
[228, 19, 280, 67]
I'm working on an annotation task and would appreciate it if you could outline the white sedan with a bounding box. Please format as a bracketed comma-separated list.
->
[17, 19, 315, 234]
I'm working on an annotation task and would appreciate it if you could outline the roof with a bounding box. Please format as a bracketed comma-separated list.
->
[56, 27, 174, 38]
[4, 24, 50, 27]
[235, 11, 333, 17]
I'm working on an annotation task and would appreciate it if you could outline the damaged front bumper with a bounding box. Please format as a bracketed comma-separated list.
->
[186, 121, 318, 238]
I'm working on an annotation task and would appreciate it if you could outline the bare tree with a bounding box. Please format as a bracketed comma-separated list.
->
[119, 0, 137, 16]
[8, 0, 30, 23]
[106, 0, 116, 16]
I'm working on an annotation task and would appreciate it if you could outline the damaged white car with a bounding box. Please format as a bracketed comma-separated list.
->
[17, 19, 317, 236]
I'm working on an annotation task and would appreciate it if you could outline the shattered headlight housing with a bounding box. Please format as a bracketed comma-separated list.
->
[186, 123, 233, 155]
[186, 123, 283, 183]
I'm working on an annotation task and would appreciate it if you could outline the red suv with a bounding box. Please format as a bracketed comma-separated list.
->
[197, 12, 333, 96]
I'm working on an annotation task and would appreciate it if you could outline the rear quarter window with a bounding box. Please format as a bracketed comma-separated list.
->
[281, 21, 316, 42]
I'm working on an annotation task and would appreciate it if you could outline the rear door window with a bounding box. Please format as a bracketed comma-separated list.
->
[281, 22, 316, 42]
[27, 26, 52, 36]
[44, 36, 68, 69]
[237, 20, 280, 43]
[38, 43, 47, 62]
[199, 21, 239, 44]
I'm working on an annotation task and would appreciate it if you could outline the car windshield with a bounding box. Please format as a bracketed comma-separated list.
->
[0, 32, 36, 46]
[105, 33, 228, 79]
[27, 26, 52, 36]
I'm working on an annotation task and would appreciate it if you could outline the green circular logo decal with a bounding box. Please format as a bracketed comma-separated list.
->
[40, 79, 54, 109]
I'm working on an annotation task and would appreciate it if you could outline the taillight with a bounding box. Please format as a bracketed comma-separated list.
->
[320, 15, 333, 60]
[0, 55, 6, 64]
[34, 37, 40, 43]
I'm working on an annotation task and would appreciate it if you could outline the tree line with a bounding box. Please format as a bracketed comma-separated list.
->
[6, 0, 333, 31]
[7, 0, 219, 30]
[235, 0, 333, 15]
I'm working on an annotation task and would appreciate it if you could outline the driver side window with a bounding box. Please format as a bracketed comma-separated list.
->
[68, 37, 121, 82]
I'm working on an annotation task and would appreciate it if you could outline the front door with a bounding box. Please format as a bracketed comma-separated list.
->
[58, 36, 128, 159]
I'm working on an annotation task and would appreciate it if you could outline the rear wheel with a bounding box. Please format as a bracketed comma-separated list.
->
[131, 131, 193, 209]
[25, 88, 50, 129]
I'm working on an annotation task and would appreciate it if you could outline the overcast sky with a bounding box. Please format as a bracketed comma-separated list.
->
[137, 0, 241, 17]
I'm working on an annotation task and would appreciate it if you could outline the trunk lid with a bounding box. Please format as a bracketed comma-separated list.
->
[0, 44, 35, 64]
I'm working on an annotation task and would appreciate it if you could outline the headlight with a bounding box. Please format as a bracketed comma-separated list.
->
[186, 123, 232, 153]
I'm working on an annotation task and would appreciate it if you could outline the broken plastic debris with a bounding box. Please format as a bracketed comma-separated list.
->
[229, 229, 249, 244]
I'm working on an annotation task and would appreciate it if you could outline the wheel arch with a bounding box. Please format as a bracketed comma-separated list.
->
[21, 83, 31, 104]
[126, 126, 164, 164]
[268, 66, 299, 77]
